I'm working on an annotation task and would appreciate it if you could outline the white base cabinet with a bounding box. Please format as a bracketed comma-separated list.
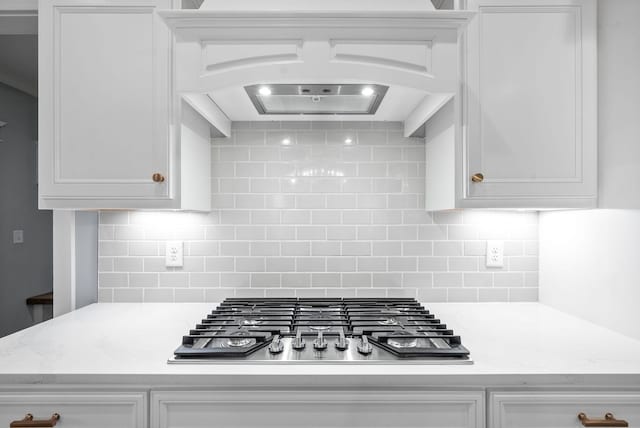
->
[3, 387, 640, 428]
[151, 389, 485, 428]
[0, 390, 147, 428]
[489, 390, 640, 428]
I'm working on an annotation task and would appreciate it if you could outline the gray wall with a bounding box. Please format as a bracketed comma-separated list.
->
[0, 82, 52, 337]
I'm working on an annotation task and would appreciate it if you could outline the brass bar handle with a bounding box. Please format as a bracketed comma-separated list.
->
[152, 173, 165, 183]
[578, 412, 629, 427]
[10, 413, 60, 427]
[471, 173, 484, 183]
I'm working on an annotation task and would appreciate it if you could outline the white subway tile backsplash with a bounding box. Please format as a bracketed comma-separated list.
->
[98, 257, 114, 272]
[341, 273, 372, 287]
[403, 273, 433, 288]
[98, 122, 539, 303]
[190, 273, 220, 288]
[312, 273, 340, 287]
[448, 257, 479, 272]
[388, 225, 418, 240]
[433, 272, 463, 287]
[418, 257, 448, 271]
[266, 226, 296, 240]
[251, 210, 280, 224]
[389, 257, 417, 272]
[174, 288, 205, 303]
[326, 194, 357, 209]
[297, 257, 326, 272]
[251, 273, 281, 287]
[143, 288, 174, 302]
[448, 288, 478, 302]
[236, 257, 265, 272]
[327, 226, 357, 241]
[433, 241, 464, 257]
[479, 288, 509, 302]
[205, 257, 234, 272]
[372, 242, 402, 256]
[220, 273, 250, 287]
[159, 273, 189, 288]
[250, 242, 280, 256]
[282, 273, 311, 288]
[281, 241, 310, 256]
[114, 258, 143, 272]
[509, 287, 538, 302]
[357, 226, 386, 240]
[99, 272, 128, 288]
[327, 257, 356, 272]
[463, 272, 493, 287]
[373, 273, 402, 287]
[312, 242, 341, 256]
[99, 241, 127, 257]
[342, 241, 371, 256]
[417, 287, 447, 301]
[113, 288, 143, 302]
[358, 257, 387, 272]
[266, 257, 295, 272]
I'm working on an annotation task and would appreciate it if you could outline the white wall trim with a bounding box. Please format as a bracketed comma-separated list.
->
[53, 211, 76, 317]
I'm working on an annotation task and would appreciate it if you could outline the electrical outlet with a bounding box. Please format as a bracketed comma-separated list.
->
[485, 240, 504, 268]
[12, 230, 24, 244]
[165, 241, 184, 267]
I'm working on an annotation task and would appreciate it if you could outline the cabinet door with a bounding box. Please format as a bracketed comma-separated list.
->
[464, 0, 597, 208]
[152, 390, 484, 428]
[0, 391, 147, 428]
[490, 391, 640, 428]
[39, 0, 173, 206]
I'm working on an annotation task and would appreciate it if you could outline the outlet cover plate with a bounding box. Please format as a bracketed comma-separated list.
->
[485, 240, 504, 268]
[165, 241, 184, 267]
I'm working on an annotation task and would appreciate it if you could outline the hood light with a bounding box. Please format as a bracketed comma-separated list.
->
[344, 137, 353, 145]
[258, 86, 272, 96]
[361, 87, 375, 97]
[281, 138, 292, 145]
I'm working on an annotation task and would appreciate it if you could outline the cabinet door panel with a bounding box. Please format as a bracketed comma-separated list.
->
[490, 391, 640, 428]
[39, 0, 171, 201]
[464, 0, 596, 204]
[152, 390, 484, 428]
[0, 392, 146, 428]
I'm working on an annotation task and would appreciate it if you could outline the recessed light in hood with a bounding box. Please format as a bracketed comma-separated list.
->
[244, 84, 389, 115]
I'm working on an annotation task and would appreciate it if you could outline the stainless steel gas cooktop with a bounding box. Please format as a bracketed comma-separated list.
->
[168, 298, 472, 365]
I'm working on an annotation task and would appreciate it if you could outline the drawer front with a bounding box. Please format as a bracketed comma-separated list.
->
[490, 391, 640, 428]
[0, 392, 146, 428]
[152, 390, 484, 428]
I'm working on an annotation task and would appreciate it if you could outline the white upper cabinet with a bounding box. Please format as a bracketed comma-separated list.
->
[38, 0, 210, 211]
[425, 0, 597, 210]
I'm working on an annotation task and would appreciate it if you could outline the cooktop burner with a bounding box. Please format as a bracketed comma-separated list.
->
[170, 298, 471, 364]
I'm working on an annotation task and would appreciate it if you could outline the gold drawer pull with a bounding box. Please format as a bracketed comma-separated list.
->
[578, 412, 629, 427]
[10, 413, 60, 427]
[471, 173, 484, 183]
[152, 173, 165, 183]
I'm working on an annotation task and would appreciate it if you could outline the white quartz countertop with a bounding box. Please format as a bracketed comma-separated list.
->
[1, 302, 640, 387]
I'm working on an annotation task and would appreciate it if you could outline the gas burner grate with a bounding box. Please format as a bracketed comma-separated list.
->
[173, 298, 470, 361]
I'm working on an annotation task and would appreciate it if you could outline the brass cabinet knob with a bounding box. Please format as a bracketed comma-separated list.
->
[471, 173, 484, 183]
[152, 173, 165, 183]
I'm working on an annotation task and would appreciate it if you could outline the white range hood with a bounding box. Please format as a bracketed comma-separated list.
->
[159, 1, 474, 137]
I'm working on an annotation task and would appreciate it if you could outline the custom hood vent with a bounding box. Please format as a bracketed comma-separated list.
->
[245, 84, 389, 115]
[159, 2, 474, 138]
